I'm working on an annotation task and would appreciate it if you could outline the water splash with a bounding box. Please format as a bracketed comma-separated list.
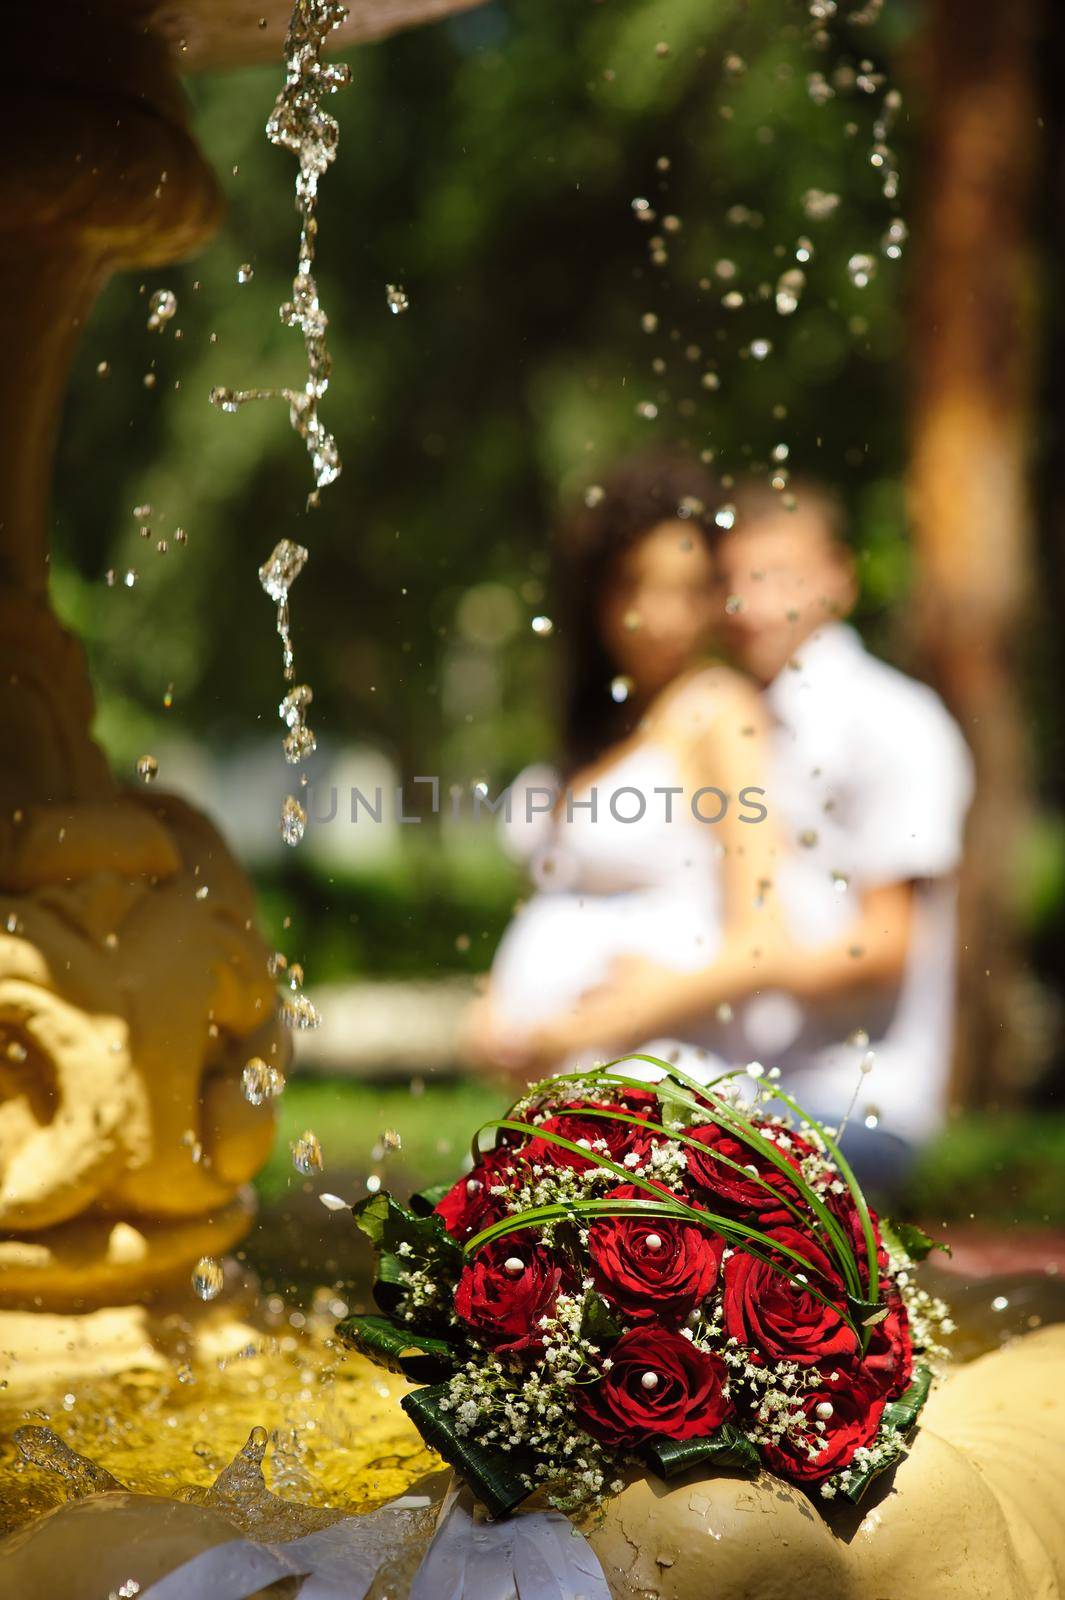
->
[209, 0, 351, 504]
[14, 1428, 124, 1497]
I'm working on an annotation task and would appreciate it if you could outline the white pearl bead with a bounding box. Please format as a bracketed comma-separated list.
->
[466, 1179, 483, 1196]
[641, 1371, 659, 1390]
[644, 1233, 663, 1252]
[503, 1256, 525, 1277]
[815, 1401, 834, 1420]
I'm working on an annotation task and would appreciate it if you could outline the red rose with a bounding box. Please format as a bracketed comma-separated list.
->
[722, 1225, 858, 1366]
[435, 1149, 517, 1243]
[576, 1328, 732, 1449]
[683, 1121, 806, 1219]
[523, 1099, 658, 1173]
[589, 1184, 723, 1327]
[454, 1235, 562, 1351]
[760, 1368, 886, 1483]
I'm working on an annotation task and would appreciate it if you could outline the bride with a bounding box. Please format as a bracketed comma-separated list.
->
[465, 452, 792, 1080]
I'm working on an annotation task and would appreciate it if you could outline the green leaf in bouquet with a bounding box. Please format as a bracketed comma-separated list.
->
[580, 1288, 622, 1346]
[401, 1383, 542, 1520]
[643, 1421, 761, 1480]
[847, 1293, 890, 1328]
[408, 1181, 452, 1216]
[881, 1218, 952, 1263]
[883, 1364, 933, 1434]
[336, 1314, 460, 1382]
[837, 1435, 907, 1504]
[351, 1190, 464, 1325]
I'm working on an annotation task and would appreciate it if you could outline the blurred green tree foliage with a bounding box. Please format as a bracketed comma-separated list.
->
[52, 0, 919, 788]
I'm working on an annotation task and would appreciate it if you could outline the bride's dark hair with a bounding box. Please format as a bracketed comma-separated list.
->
[553, 451, 719, 772]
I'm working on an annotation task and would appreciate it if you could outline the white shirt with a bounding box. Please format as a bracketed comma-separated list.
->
[735, 624, 974, 1143]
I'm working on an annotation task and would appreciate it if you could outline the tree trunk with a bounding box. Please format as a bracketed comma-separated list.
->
[907, 0, 1038, 1110]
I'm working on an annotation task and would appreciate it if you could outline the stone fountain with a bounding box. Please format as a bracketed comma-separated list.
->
[0, 0, 484, 1380]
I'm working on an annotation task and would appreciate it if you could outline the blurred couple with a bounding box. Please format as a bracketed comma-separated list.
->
[466, 455, 973, 1194]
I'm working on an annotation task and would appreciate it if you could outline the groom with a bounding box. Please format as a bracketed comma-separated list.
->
[518, 478, 974, 1193]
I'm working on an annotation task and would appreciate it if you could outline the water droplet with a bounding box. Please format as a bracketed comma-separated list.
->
[636, 400, 659, 420]
[280, 991, 321, 1031]
[721, 290, 744, 310]
[241, 1057, 286, 1106]
[192, 1256, 224, 1301]
[136, 754, 159, 784]
[584, 484, 605, 507]
[881, 218, 908, 259]
[847, 253, 877, 289]
[802, 189, 840, 222]
[807, 71, 834, 105]
[831, 870, 850, 894]
[701, 370, 721, 391]
[96, 360, 110, 377]
[748, 338, 773, 361]
[123, 569, 138, 588]
[531, 614, 554, 636]
[795, 236, 814, 264]
[640, 312, 659, 334]
[237, 263, 255, 283]
[291, 1130, 323, 1174]
[775, 267, 806, 315]
[280, 794, 307, 846]
[772, 443, 790, 463]
[147, 289, 177, 331]
[259, 540, 308, 603]
[631, 196, 653, 220]
[714, 504, 737, 530]
[862, 1106, 880, 1129]
[610, 675, 634, 703]
[991, 1294, 1009, 1312]
[386, 283, 409, 315]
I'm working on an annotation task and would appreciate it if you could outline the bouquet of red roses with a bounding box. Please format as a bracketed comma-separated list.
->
[339, 1058, 950, 1519]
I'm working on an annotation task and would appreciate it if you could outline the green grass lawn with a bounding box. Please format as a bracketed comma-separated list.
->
[257, 1076, 1065, 1227]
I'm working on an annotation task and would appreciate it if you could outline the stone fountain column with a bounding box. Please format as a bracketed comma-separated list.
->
[0, 0, 483, 1372]
[0, 14, 287, 1364]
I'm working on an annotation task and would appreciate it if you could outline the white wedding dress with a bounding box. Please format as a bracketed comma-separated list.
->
[488, 740, 729, 1064]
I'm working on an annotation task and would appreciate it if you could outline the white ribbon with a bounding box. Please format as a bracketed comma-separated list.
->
[139, 1482, 612, 1600]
